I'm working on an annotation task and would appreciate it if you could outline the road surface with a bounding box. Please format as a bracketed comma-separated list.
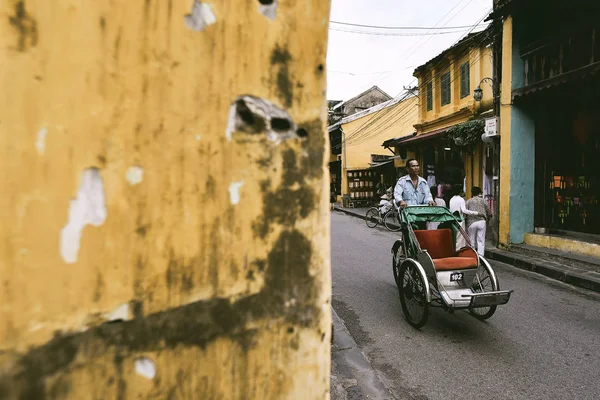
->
[331, 211, 600, 400]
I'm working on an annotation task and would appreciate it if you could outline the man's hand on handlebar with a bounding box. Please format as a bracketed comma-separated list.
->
[428, 201, 435, 206]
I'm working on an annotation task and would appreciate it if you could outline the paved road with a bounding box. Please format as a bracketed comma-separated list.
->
[331, 211, 600, 400]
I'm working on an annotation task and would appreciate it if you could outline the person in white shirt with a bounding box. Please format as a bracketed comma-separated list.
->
[449, 184, 481, 250]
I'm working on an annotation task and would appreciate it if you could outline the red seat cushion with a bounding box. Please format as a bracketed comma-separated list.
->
[432, 257, 478, 271]
[413, 229, 455, 259]
[413, 229, 478, 271]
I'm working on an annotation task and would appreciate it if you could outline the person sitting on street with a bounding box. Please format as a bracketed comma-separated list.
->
[393, 159, 435, 207]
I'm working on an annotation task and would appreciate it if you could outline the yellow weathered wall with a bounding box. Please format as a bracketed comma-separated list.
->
[417, 46, 493, 129]
[339, 97, 418, 195]
[0, 0, 331, 398]
[412, 43, 492, 195]
[499, 16, 514, 246]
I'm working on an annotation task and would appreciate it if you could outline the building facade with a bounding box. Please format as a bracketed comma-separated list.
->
[382, 31, 499, 237]
[329, 95, 419, 206]
[328, 85, 392, 126]
[492, 0, 600, 254]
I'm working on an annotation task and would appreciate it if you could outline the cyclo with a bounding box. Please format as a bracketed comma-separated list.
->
[390, 205, 513, 328]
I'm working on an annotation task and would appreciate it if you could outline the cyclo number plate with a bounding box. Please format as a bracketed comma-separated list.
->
[450, 272, 464, 282]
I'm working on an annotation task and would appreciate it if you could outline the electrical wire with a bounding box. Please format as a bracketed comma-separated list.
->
[347, 0, 476, 94]
[341, 32, 492, 148]
[339, 6, 494, 145]
[329, 5, 492, 149]
[329, 20, 487, 30]
[329, 27, 479, 36]
[331, 18, 497, 151]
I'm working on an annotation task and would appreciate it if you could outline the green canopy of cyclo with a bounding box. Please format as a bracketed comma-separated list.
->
[400, 205, 463, 224]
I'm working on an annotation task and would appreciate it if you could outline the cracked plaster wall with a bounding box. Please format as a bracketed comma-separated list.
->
[0, 0, 331, 398]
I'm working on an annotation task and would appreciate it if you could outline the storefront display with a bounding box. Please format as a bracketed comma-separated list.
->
[347, 170, 376, 202]
[535, 92, 600, 234]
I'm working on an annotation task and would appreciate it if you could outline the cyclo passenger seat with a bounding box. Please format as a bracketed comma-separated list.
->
[413, 229, 478, 271]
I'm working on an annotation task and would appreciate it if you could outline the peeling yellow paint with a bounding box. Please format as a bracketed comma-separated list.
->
[0, 0, 331, 398]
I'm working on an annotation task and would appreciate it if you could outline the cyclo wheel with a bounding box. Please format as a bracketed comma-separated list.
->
[469, 258, 499, 320]
[398, 260, 429, 328]
[365, 207, 380, 228]
[384, 209, 401, 232]
[391, 237, 406, 285]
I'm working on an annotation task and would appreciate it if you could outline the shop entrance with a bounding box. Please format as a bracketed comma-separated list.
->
[534, 85, 600, 234]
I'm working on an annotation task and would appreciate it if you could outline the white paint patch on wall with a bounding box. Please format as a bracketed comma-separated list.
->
[195, 134, 202, 141]
[105, 303, 130, 322]
[60, 168, 107, 264]
[135, 357, 156, 380]
[229, 181, 244, 205]
[258, 0, 278, 20]
[184, 1, 217, 31]
[126, 166, 144, 185]
[36, 127, 47, 155]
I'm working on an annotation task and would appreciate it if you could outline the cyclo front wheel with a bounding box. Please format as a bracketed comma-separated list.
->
[469, 258, 499, 320]
[384, 209, 401, 232]
[365, 207, 380, 228]
[398, 260, 429, 328]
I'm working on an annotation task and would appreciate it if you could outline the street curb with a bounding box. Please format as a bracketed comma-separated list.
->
[331, 307, 393, 400]
[484, 247, 600, 293]
[334, 206, 600, 293]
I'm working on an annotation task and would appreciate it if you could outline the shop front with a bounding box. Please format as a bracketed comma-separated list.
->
[387, 129, 489, 207]
[529, 81, 600, 235]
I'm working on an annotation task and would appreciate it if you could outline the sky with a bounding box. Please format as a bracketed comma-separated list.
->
[326, 0, 493, 101]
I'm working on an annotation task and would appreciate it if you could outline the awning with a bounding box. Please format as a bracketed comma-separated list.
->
[382, 132, 417, 148]
[394, 127, 448, 146]
[368, 158, 396, 168]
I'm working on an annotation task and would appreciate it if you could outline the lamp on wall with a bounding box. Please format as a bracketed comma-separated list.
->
[473, 77, 495, 102]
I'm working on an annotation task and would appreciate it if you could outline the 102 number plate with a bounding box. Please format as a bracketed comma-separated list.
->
[450, 272, 464, 282]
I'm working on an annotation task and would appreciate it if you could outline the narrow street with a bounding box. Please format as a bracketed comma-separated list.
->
[331, 211, 600, 400]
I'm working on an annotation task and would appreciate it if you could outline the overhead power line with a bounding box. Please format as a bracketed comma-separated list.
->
[346, 0, 476, 95]
[329, 20, 486, 30]
[329, 27, 479, 36]
[330, 8, 495, 151]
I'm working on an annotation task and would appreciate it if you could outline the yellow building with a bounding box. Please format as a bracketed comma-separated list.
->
[329, 96, 419, 206]
[384, 30, 498, 222]
[0, 1, 331, 398]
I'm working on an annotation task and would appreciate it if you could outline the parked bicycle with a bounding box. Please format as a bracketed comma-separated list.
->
[365, 195, 401, 231]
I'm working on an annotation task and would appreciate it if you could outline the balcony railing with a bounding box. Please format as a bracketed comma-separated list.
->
[521, 27, 600, 87]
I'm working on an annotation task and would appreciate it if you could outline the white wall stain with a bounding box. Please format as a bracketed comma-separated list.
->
[225, 102, 237, 141]
[195, 134, 202, 141]
[135, 357, 156, 380]
[59, 168, 107, 264]
[258, 0, 278, 20]
[105, 303, 130, 322]
[36, 127, 47, 155]
[228, 181, 244, 205]
[126, 166, 144, 185]
[184, 1, 217, 31]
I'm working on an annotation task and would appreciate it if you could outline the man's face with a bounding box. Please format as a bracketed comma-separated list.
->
[407, 161, 420, 174]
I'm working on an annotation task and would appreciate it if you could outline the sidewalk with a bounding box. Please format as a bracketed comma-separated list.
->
[330, 307, 393, 400]
[333, 205, 600, 293]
